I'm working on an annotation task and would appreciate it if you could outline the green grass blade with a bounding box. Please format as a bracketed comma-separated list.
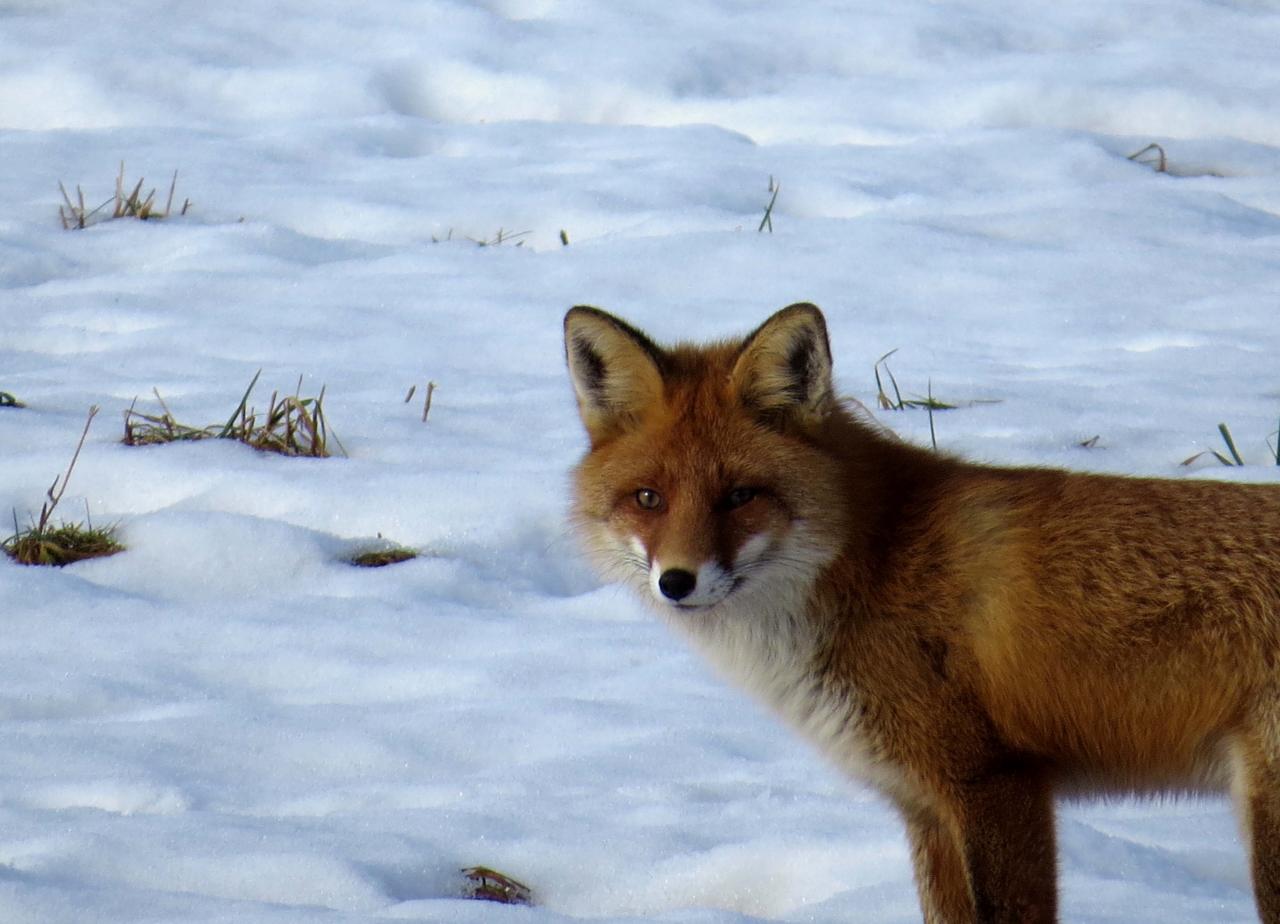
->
[219, 369, 262, 438]
[1217, 422, 1245, 466]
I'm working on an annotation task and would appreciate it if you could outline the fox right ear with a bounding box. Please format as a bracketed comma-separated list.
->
[731, 302, 835, 431]
[564, 306, 666, 444]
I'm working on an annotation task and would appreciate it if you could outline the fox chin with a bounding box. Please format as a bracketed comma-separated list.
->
[564, 302, 1280, 924]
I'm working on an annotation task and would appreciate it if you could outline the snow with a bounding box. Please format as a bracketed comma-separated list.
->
[2, 1, 1279, 921]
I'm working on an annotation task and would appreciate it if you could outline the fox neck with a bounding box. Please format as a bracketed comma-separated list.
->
[662, 564, 856, 753]
[656, 423, 946, 781]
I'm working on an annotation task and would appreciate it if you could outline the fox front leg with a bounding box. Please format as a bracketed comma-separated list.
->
[1234, 728, 1280, 924]
[903, 806, 975, 924]
[933, 770, 1058, 924]
[1247, 787, 1280, 924]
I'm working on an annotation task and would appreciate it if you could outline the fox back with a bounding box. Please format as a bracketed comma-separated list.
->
[564, 303, 1280, 924]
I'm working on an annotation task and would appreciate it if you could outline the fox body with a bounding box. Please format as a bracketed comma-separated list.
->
[564, 303, 1280, 923]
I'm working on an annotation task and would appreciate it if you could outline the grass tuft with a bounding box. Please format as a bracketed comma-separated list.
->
[4, 522, 123, 567]
[236, 385, 336, 456]
[432, 228, 532, 247]
[469, 228, 531, 247]
[4, 407, 124, 567]
[123, 389, 218, 445]
[59, 162, 191, 230]
[1126, 142, 1224, 179]
[461, 867, 534, 906]
[873, 350, 960, 411]
[348, 533, 419, 568]
[403, 381, 437, 422]
[1217, 422, 1245, 466]
[349, 546, 418, 568]
[124, 372, 346, 457]
[1127, 143, 1167, 174]
[871, 351, 999, 452]
[758, 175, 779, 233]
[1182, 421, 1249, 467]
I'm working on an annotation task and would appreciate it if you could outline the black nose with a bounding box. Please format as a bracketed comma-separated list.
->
[658, 568, 697, 601]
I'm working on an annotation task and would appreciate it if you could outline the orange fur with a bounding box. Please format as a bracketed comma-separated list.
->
[564, 303, 1280, 923]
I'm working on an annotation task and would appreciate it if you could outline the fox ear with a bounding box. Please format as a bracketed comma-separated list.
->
[732, 302, 834, 429]
[564, 306, 666, 444]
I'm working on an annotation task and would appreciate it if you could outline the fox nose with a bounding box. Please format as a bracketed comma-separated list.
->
[658, 568, 697, 601]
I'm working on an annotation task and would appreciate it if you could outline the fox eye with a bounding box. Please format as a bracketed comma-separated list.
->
[635, 488, 662, 510]
[725, 487, 758, 509]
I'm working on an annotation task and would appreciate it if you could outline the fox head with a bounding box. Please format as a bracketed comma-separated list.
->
[564, 303, 851, 617]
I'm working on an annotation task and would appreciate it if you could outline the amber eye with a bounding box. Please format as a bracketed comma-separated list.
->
[725, 487, 757, 509]
[635, 488, 662, 510]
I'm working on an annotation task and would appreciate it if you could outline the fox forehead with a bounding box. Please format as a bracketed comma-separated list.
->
[592, 383, 794, 495]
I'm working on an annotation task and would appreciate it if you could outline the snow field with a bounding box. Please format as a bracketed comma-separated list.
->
[3, 1, 1280, 921]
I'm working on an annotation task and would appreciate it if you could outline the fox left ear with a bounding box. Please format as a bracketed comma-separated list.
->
[731, 302, 835, 430]
[564, 305, 666, 445]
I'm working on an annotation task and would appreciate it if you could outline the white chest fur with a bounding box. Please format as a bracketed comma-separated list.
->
[669, 588, 902, 797]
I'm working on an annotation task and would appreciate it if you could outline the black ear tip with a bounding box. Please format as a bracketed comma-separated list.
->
[784, 302, 831, 354]
[763, 302, 828, 340]
[565, 304, 599, 327]
[780, 301, 826, 325]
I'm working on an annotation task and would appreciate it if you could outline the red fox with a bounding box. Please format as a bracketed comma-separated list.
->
[564, 302, 1280, 924]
